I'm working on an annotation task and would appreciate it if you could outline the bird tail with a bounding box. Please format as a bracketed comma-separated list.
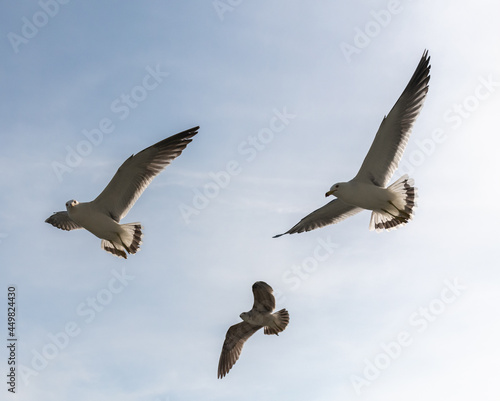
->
[264, 308, 290, 335]
[369, 174, 417, 232]
[101, 223, 143, 259]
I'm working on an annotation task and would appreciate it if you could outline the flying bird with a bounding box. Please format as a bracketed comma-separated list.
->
[45, 126, 199, 258]
[217, 281, 289, 379]
[274, 51, 430, 237]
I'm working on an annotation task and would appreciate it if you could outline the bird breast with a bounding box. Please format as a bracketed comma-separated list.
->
[67, 202, 122, 240]
[241, 310, 272, 327]
[337, 181, 393, 211]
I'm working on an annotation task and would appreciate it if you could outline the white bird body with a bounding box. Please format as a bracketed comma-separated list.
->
[240, 309, 282, 331]
[328, 175, 416, 230]
[66, 200, 127, 245]
[331, 181, 393, 211]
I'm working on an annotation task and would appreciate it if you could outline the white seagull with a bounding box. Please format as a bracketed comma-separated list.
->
[217, 281, 289, 379]
[274, 51, 430, 237]
[45, 126, 199, 258]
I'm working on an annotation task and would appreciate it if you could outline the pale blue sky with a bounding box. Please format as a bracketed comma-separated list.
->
[1, 1, 500, 400]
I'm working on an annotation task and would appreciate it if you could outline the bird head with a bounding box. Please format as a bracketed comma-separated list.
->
[239, 312, 249, 321]
[65, 199, 79, 209]
[325, 183, 343, 197]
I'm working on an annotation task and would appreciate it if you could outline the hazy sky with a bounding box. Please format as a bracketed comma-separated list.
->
[1, 1, 500, 400]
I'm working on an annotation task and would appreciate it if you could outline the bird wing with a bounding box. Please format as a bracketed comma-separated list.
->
[45, 211, 82, 231]
[91, 126, 199, 222]
[273, 199, 363, 237]
[251, 281, 275, 313]
[354, 50, 431, 187]
[217, 321, 261, 379]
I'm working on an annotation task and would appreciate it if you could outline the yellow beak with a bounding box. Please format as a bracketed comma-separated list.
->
[325, 190, 335, 197]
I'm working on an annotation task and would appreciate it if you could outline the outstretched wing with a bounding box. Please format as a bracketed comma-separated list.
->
[354, 50, 431, 187]
[45, 211, 82, 231]
[217, 321, 261, 379]
[92, 126, 199, 221]
[251, 281, 275, 313]
[274, 199, 363, 237]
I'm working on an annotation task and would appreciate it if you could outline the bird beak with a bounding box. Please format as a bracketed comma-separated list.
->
[325, 190, 335, 197]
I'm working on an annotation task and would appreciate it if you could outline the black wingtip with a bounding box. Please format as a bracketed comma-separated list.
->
[424, 51, 430, 67]
[181, 126, 200, 135]
[421, 49, 431, 68]
[272, 233, 285, 238]
[169, 126, 200, 141]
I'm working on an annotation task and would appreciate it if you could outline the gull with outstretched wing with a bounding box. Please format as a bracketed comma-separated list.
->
[46, 126, 199, 258]
[275, 51, 430, 237]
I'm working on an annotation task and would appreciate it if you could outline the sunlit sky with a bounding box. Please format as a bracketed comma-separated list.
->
[1, 1, 500, 400]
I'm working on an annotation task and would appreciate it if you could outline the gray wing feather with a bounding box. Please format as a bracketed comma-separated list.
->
[92, 126, 199, 221]
[217, 321, 261, 378]
[274, 199, 363, 237]
[251, 281, 275, 313]
[45, 211, 82, 231]
[354, 50, 431, 187]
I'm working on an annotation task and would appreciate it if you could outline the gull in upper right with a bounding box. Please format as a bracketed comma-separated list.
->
[275, 50, 431, 237]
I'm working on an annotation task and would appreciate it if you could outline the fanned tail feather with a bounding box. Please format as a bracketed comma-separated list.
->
[101, 240, 127, 259]
[370, 174, 417, 232]
[101, 223, 143, 258]
[264, 308, 290, 335]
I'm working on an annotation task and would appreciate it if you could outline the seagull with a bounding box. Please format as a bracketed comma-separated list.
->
[217, 281, 289, 379]
[274, 51, 430, 237]
[45, 126, 199, 258]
